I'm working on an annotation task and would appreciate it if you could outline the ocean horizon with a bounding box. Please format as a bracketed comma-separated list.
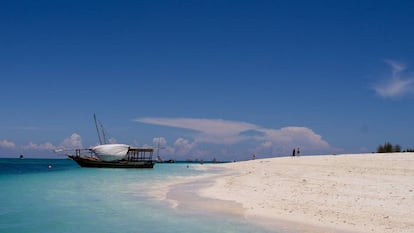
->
[0, 158, 288, 233]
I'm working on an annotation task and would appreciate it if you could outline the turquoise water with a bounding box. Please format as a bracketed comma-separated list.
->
[0, 159, 287, 233]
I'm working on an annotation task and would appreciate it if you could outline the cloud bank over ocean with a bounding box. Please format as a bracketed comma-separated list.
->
[135, 117, 336, 159]
[0, 118, 337, 160]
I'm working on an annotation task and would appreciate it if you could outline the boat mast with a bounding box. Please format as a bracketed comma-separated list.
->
[100, 121, 108, 144]
[94, 113, 103, 145]
[157, 138, 160, 158]
[156, 138, 165, 158]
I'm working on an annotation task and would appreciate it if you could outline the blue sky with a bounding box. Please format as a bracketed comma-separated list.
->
[1, 0, 414, 160]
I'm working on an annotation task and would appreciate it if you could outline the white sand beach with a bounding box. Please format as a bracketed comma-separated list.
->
[195, 153, 414, 233]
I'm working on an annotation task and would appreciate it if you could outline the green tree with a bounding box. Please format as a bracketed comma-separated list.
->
[384, 142, 393, 152]
[394, 144, 401, 152]
[377, 142, 401, 153]
[377, 144, 385, 153]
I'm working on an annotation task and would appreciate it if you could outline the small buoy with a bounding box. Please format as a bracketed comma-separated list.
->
[48, 165, 52, 169]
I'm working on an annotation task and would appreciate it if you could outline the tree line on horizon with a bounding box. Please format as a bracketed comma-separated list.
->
[376, 142, 414, 153]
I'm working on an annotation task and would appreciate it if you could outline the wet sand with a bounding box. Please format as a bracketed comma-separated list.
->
[167, 177, 246, 217]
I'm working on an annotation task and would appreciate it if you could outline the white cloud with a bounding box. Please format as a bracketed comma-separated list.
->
[373, 60, 414, 98]
[154, 138, 176, 157]
[135, 117, 334, 157]
[0, 139, 16, 149]
[108, 137, 117, 144]
[385, 60, 405, 75]
[373, 78, 414, 98]
[152, 137, 167, 146]
[60, 133, 83, 149]
[26, 133, 83, 151]
[136, 117, 258, 144]
[23, 142, 56, 150]
[174, 138, 196, 155]
[256, 127, 331, 155]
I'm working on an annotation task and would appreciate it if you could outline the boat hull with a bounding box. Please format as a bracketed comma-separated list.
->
[69, 156, 154, 168]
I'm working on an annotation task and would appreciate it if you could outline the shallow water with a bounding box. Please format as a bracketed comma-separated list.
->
[0, 159, 289, 233]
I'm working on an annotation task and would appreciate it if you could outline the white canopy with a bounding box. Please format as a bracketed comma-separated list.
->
[91, 144, 130, 161]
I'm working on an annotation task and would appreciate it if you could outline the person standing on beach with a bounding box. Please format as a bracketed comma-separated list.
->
[297, 147, 300, 157]
[292, 148, 296, 157]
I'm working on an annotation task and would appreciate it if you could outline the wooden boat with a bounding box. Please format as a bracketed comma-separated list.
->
[67, 114, 155, 168]
[69, 147, 155, 168]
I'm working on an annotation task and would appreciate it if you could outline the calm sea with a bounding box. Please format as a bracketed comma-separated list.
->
[0, 158, 288, 233]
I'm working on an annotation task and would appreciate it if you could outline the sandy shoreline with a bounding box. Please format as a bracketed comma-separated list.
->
[196, 153, 414, 233]
[157, 153, 414, 233]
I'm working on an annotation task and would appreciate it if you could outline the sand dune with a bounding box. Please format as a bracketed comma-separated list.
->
[197, 153, 414, 233]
